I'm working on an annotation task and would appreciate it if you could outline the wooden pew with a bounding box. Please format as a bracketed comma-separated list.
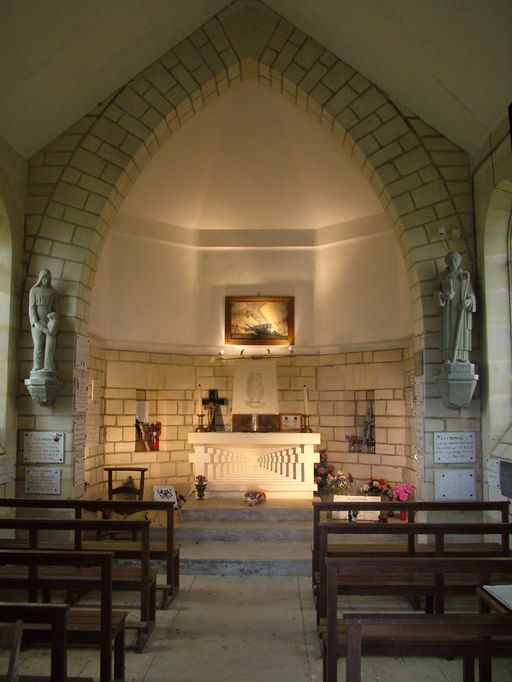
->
[340, 613, 512, 682]
[312, 499, 509, 593]
[316, 521, 512, 621]
[0, 603, 72, 682]
[0, 497, 179, 607]
[0, 518, 155, 652]
[323, 555, 512, 682]
[0, 549, 126, 682]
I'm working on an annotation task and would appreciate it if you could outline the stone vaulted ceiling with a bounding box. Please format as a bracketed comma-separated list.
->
[1, 0, 511, 161]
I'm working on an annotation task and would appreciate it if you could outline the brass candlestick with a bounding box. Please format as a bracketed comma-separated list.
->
[301, 414, 312, 433]
[194, 414, 206, 432]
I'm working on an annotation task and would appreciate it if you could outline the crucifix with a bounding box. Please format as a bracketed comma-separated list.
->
[202, 389, 227, 432]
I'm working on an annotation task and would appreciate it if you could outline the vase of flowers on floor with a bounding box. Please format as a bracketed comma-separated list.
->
[195, 474, 207, 499]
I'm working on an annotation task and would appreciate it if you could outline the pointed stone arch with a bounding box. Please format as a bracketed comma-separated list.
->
[23, 0, 471, 349]
[19, 0, 478, 502]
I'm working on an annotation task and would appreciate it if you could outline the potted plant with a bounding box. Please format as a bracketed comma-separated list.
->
[244, 489, 266, 506]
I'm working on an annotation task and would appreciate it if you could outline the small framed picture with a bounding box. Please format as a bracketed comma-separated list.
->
[280, 413, 303, 432]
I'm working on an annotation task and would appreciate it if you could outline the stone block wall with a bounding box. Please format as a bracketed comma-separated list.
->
[84, 345, 414, 497]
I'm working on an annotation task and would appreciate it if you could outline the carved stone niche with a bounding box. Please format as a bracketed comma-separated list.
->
[436, 362, 478, 409]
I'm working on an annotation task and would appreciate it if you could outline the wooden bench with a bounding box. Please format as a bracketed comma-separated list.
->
[0, 497, 179, 607]
[0, 517, 155, 652]
[0, 603, 74, 682]
[316, 521, 512, 621]
[0, 549, 126, 682]
[339, 613, 512, 682]
[322, 555, 512, 682]
[312, 499, 510, 593]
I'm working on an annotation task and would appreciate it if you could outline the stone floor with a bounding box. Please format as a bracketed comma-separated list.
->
[7, 574, 512, 681]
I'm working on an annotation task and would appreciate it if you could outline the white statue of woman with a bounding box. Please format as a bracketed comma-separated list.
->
[29, 268, 59, 372]
[437, 252, 475, 363]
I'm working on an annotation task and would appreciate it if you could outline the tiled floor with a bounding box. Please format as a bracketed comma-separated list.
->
[7, 575, 512, 681]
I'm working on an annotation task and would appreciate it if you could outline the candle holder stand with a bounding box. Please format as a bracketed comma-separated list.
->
[301, 414, 313, 433]
[194, 414, 207, 432]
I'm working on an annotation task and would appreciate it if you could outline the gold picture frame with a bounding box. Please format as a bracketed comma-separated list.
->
[225, 296, 294, 346]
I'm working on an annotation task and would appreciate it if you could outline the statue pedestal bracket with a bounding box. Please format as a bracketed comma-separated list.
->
[436, 362, 478, 409]
[24, 370, 62, 406]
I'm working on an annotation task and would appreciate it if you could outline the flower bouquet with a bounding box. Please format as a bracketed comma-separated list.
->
[143, 420, 162, 451]
[314, 450, 335, 487]
[361, 477, 392, 497]
[325, 470, 353, 495]
[390, 482, 415, 501]
[244, 489, 266, 506]
[389, 482, 415, 520]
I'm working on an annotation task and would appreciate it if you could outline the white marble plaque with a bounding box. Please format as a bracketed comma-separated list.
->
[434, 432, 476, 463]
[487, 457, 501, 489]
[24, 431, 64, 463]
[74, 456, 85, 487]
[25, 467, 61, 495]
[0, 455, 15, 484]
[75, 334, 89, 370]
[232, 359, 278, 414]
[435, 469, 476, 500]
[73, 419, 87, 451]
[74, 377, 88, 413]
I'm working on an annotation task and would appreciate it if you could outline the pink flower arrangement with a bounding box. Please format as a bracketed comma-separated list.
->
[195, 474, 207, 485]
[390, 483, 415, 501]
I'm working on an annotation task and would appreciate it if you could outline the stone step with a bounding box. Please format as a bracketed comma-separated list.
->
[178, 540, 311, 576]
[175, 521, 312, 543]
[170, 498, 313, 575]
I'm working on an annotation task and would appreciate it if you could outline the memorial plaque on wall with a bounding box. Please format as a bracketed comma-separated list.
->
[73, 419, 86, 451]
[0, 455, 15, 484]
[434, 432, 476, 463]
[74, 456, 85, 487]
[435, 469, 476, 500]
[25, 467, 61, 495]
[74, 377, 88, 413]
[75, 334, 89, 370]
[23, 431, 64, 463]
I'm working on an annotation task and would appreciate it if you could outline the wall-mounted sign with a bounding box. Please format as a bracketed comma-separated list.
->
[435, 469, 476, 500]
[73, 419, 86, 451]
[74, 377, 88, 413]
[74, 456, 85, 487]
[434, 432, 476, 463]
[24, 467, 61, 495]
[23, 431, 64, 463]
[0, 455, 15, 484]
[75, 334, 89, 370]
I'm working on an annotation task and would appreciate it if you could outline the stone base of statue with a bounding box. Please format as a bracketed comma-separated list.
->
[24, 370, 62, 406]
[436, 362, 478, 409]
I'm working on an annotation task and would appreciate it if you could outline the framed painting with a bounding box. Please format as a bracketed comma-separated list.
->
[225, 296, 294, 346]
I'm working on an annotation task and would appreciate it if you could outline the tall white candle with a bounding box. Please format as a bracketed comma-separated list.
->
[303, 385, 309, 415]
[197, 385, 203, 415]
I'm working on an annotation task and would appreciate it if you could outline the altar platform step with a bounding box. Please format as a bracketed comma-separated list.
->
[173, 497, 313, 576]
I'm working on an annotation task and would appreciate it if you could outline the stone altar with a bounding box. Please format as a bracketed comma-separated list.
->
[188, 432, 321, 499]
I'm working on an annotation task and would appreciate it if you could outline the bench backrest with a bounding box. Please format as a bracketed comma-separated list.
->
[312, 500, 510, 575]
[0, 549, 114, 682]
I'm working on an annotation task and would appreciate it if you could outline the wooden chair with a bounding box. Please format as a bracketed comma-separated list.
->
[0, 620, 22, 682]
[103, 467, 148, 540]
